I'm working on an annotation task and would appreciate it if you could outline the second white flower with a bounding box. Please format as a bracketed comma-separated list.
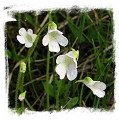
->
[56, 49, 79, 81]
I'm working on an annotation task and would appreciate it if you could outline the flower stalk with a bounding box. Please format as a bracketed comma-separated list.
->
[56, 80, 62, 111]
[15, 62, 26, 112]
[46, 48, 50, 110]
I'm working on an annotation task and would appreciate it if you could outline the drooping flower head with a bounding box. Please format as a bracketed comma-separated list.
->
[42, 21, 68, 52]
[17, 28, 37, 48]
[18, 91, 26, 101]
[76, 77, 106, 98]
[56, 49, 79, 81]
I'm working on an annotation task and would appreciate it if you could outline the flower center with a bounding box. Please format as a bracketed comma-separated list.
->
[24, 33, 32, 43]
[49, 32, 58, 41]
[63, 56, 73, 68]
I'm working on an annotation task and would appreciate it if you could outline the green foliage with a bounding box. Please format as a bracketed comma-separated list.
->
[5, 49, 12, 59]
[66, 97, 79, 109]
[43, 82, 55, 97]
[25, 14, 38, 27]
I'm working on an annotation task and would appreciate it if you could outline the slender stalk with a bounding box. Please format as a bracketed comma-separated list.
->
[56, 80, 62, 111]
[28, 57, 40, 102]
[56, 87, 59, 111]
[46, 48, 50, 110]
[93, 96, 97, 107]
[18, 13, 21, 29]
[52, 52, 55, 86]
[96, 98, 100, 108]
[15, 70, 21, 110]
[24, 98, 35, 111]
[20, 73, 25, 110]
[48, 11, 52, 22]
[85, 91, 91, 103]
[79, 84, 84, 106]
[52, 52, 56, 105]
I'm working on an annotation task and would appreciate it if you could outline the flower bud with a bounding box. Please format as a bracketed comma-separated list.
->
[18, 91, 26, 101]
[20, 62, 26, 73]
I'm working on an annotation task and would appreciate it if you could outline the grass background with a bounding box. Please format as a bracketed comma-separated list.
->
[6, 9, 114, 111]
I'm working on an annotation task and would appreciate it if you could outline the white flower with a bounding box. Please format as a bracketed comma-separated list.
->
[18, 91, 26, 101]
[83, 77, 106, 98]
[56, 49, 79, 81]
[17, 28, 37, 48]
[42, 21, 68, 52]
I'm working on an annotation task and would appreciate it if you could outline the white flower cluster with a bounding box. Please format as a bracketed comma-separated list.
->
[17, 20, 106, 98]
[42, 21, 79, 80]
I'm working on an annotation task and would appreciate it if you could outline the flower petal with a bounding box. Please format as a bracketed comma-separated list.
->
[42, 34, 50, 46]
[66, 51, 76, 59]
[19, 28, 26, 36]
[56, 64, 66, 79]
[49, 41, 60, 52]
[72, 58, 77, 68]
[83, 81, 95, 88]
[93, 81, 106, 91]
[55, 30, 63, 35]
[58, 34, 68, 47]
[32, 34, 37, 42]
[25, 43, 33, 48]
[67, 62, 77, 81]
[17, 35, 25, 44]
[92, 88, 105, 98]
[28, 29, 33, 34]
[56, 55, 66, 64]
[48, 30, 63, 34]
[18, 95, 24, 101]
[65, 51, 78, 68]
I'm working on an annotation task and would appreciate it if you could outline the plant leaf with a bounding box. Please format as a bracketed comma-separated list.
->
[43, 82, 55, 97]
[66, 97, 78, 109]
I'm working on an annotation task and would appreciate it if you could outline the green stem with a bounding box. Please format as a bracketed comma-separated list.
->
[96, 98, 100, 108]
[28, 57, 40, 103]
[46, 48, 50, 111]
[56, 80, 62, 111]
[18, 13, 21, 29]
[25, 98, 35, 111]
[93, 96, 97, 107]
[85, 91, 91, 103]
[15, 69, 21, 110]
[52, 52, 56, 97]
[48, 11, 52, 22]
[20, 73, 25, 110]
[56, 89, 59, 111]
[45, 11, 53, 110]
[79, 84, 84, 106]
